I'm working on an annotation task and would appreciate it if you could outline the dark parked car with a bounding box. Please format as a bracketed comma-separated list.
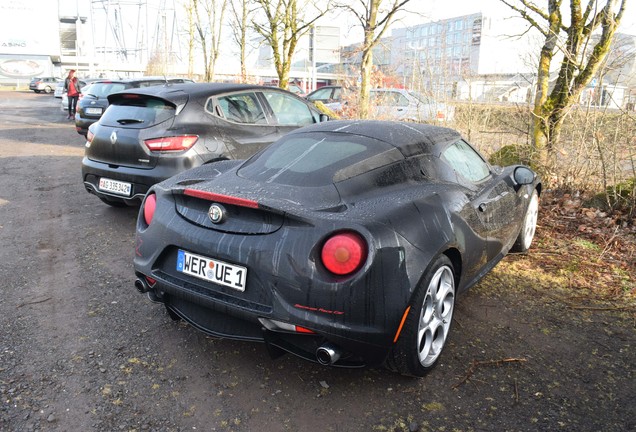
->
[133, 120, 541, 377]
[29, 77, 61, 93]
[82, 82, 328, 206]
[74, 77, 194, 135]
[306, 85, 348, 113]
[306, 85, 343, 106]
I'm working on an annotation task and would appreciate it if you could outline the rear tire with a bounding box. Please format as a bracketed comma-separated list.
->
[387, 255, 456, 377]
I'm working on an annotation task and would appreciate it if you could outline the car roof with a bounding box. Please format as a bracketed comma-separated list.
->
[108, 82, 300, 103]
[288, 120, 461, 157]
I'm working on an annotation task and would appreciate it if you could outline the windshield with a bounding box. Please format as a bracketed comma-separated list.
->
[238, 132, 396, 187]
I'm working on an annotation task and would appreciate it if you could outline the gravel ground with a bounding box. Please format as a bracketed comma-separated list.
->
[0, 91, 634, 432]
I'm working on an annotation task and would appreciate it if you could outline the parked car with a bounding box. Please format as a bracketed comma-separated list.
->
[57, 78, 103, 103]
[287, 83, 307, 97]
[54, 81, 65, 99]
[370, 88, 455, 122]
[306, 85, 344, 111]
[133, 120, 541, 376]
[74, 77, 194, 135]
[82, 82, 329, 206]
[29, 77, 61, 94]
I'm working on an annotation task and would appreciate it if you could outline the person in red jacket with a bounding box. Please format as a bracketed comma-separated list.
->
[64, 70, 82, 119]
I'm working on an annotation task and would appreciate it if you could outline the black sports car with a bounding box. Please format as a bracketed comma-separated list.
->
[82, 82, 327, 207]
[133, 120, 541, 377]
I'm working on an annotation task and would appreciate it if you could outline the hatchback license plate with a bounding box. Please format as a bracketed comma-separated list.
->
[98, 178, 132, 196]
[85, 107, 102, 115]
[177, 250, 247, 292]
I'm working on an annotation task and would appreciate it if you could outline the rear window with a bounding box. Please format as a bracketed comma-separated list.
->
[100, 96, 176, 129]
[238, 132, 395, 187]
[85, 82, 128, 97]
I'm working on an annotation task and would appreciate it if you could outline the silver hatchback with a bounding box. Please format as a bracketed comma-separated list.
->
[370, 88, 454, 123]
[29, 77, 61, 94]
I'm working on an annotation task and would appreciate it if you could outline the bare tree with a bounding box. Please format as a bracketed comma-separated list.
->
[190, 0, 229, 82]
[252, 0, 330, 89]
[229, 0, 255, 82]
[499, 0, 627, 168]
[342, 0, 412, 118]
[183, 0, 196, 78]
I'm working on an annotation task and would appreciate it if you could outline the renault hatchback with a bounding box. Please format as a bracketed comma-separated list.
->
[81, 82, 328, 206]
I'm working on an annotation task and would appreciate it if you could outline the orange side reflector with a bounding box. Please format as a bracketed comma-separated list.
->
[393, 306, 411, 343]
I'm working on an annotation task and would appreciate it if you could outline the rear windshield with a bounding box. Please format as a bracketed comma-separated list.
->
[100, 96, 176, 129]
[238, 132, 395, 187]
[84, 82, 128, 98]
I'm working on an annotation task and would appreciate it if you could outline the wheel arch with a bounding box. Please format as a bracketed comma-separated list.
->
[442, 247, 462, 289]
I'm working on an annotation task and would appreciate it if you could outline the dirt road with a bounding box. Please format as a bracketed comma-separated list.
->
[0, 91, 633, 432]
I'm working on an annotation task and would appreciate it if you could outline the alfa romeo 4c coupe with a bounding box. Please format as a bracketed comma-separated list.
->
[133, 120, 541, 377]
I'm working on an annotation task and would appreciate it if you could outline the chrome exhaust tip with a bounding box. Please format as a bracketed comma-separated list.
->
[316, 343, 341, 366]
[135, 278, 149, 294]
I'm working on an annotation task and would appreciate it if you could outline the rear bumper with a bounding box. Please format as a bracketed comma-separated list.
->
[135, 269, 392, 367]
[82, 156, 203, 204]
[75, 117, 98, 136]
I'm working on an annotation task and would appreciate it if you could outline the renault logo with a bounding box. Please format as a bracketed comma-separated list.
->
[110, 131, 118, 145]
[208, 204, 226, 224]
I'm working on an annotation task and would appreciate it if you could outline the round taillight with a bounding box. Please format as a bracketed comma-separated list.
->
[143, 193, 156, 225]
[321, 232, 367, 276]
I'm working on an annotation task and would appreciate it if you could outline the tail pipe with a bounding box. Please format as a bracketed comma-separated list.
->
[316, 342, 342, 366]
[135, 278, 150, 294]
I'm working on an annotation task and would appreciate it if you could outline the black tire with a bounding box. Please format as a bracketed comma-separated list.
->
[386, 254, 456, 377]
[34, 90, 40, 93]
[511, 189, 539, 253]
[99, 196, 127, 207]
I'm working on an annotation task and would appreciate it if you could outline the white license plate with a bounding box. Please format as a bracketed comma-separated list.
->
[85, 107, 103, 115]
[98, 178, 132, 196]
[177, 250, 247, 292]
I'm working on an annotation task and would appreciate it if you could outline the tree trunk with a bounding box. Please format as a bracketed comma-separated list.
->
[358, 0, 379, 119]
[359, 49, 373, 119]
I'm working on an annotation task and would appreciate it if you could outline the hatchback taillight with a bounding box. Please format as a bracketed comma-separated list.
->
[86, 129, 94, 143]
[321, 231, 367, 276]
[144, 136, 198, 152]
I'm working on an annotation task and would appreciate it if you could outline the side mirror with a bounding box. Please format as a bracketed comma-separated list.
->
[319, 113, 330, 122]
[513, 166, 535, 185]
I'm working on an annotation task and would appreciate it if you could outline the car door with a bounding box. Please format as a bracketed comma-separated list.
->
[441, 140, 520, 260]
[206, 91, 280, 159]
[259, 90, 319, 136]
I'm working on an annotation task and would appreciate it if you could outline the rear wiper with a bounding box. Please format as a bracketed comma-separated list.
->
[117, 118, 144, 124]
[86, 93, 98, 99]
